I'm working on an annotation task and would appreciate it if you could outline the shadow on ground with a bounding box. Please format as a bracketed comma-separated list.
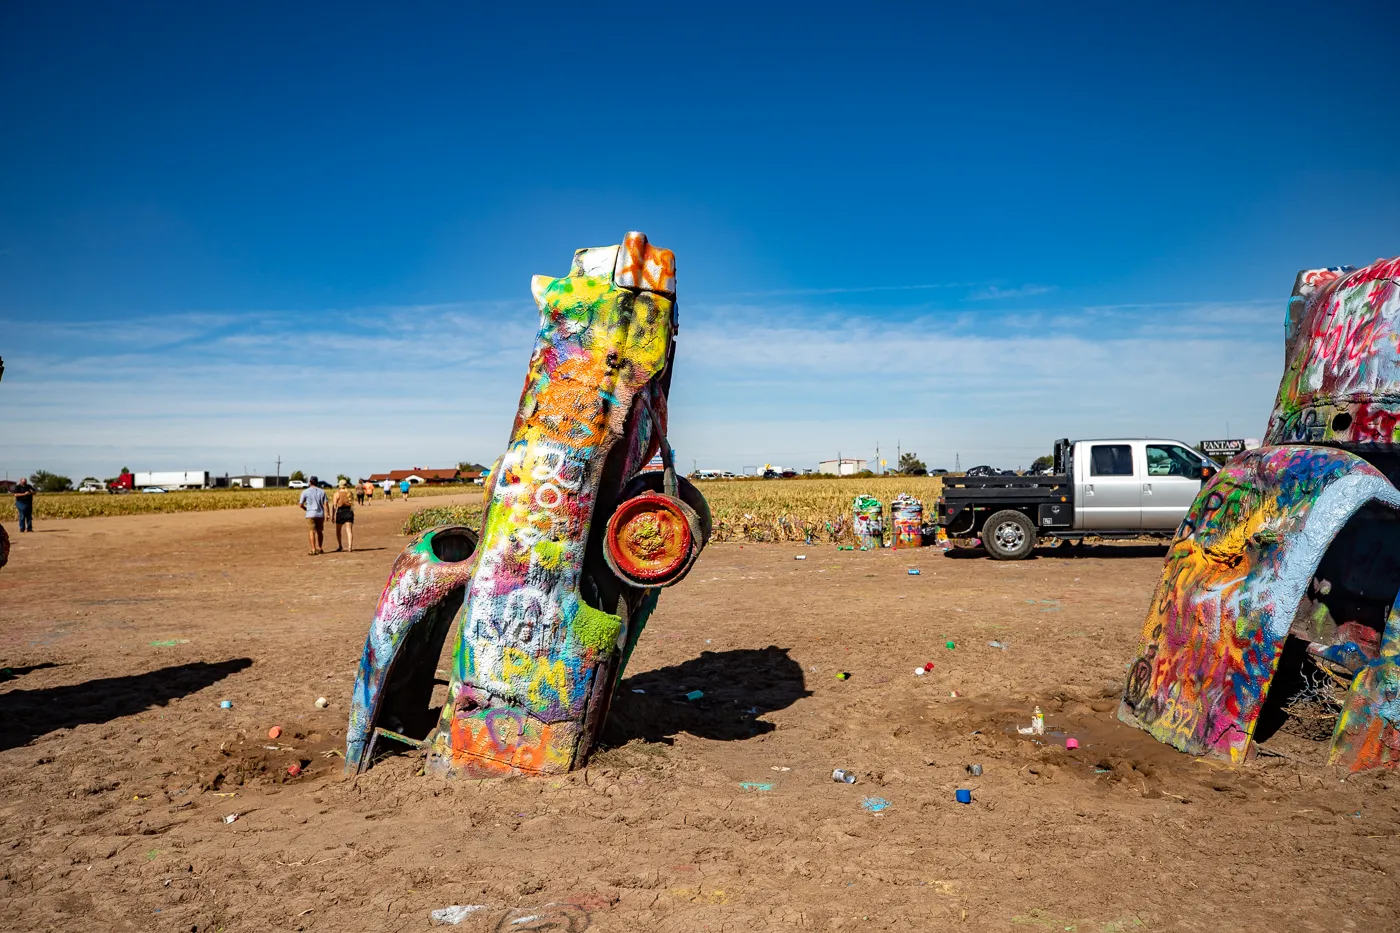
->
[602, 646, 810, 748]
[942, 543, 1170, 561]
[0, 658, 253, 751]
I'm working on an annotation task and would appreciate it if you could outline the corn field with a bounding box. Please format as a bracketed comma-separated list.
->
[699, 476, 943, 543]
[400, 476, 944, 543]
[0, 484, 473, 522]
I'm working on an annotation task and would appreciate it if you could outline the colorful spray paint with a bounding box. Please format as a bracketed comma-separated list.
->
[346, 233, 708, 777]
[890, 494, 924, 549]
[853, 495, 884, 549]
[1119, 255, 1400, 773]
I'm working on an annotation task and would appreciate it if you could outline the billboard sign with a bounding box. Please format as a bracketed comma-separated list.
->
[1198, 439, 1247, 463]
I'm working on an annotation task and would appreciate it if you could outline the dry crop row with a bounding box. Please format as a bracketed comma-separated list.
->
[0, 484, 473, 522]
[401, 476, 944, 543]
[698, 476, 944, 542]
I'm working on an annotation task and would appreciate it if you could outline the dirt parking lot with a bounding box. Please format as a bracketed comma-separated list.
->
[1, 500, 1397, 932]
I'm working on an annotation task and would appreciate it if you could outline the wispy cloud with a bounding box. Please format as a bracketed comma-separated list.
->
[0, 293, 1283, 478]
[966, 284, 1057, 301]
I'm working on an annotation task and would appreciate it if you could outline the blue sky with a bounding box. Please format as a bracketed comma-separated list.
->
[2, 2, 1397, 480]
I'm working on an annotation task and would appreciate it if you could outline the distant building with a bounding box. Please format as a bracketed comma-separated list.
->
[228, 475, 288, 489]
[818, 458, 868, 476]
[367, 467, 468, 485]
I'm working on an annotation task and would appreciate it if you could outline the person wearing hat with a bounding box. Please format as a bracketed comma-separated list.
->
[298, 475, 329, 555]
[332, 478, 355, 552]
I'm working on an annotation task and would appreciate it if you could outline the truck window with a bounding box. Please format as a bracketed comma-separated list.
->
[1147, 444, 1201, 478]
[1089, 444, 1133, 476]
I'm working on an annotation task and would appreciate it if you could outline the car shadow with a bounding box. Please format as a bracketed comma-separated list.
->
[601, 646, 810, 748]
[941, 543, 1170, 560]
[0, 658, 253, 752]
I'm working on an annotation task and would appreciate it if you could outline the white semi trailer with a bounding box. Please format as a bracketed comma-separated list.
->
[133, 470, 212, 490]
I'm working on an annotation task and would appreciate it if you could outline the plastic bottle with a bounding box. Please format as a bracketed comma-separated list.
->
[1032, 705, 1044, 736]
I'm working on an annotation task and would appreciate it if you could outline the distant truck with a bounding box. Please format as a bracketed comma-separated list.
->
[133, 470, 213, 490]
[936, 438, 1217, 560]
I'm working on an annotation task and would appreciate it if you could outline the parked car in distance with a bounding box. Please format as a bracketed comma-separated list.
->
[77, 482, 104, 493]
[288, 480, 308, 488]
[142, 487, 168, 494]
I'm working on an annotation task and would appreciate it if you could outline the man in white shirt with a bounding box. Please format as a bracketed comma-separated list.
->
[299, 477, 329, 555]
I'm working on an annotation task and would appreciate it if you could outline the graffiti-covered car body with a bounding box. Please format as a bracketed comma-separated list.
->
[1119, 256, 1400, 773]
[346, 233, 709, 777]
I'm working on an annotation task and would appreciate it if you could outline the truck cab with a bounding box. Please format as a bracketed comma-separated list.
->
[936, 437, 1217, 559]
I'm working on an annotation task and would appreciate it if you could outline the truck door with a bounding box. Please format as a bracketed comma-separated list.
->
[1077, 442, 1140, 530]
[1142, 443, 1207, 531]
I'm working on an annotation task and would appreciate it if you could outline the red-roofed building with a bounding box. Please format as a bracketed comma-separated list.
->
[366, 467, 473, 485]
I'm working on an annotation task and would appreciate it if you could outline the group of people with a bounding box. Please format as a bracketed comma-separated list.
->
[297, 476, 414, 555]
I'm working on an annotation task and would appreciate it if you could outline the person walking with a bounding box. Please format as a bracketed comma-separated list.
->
[299, 476, 328, 555]
[399, 478, 411, 500]
[332, 479, 355, 552]
[365, 480, 375, 505]
[13, 477, 35, 533]
[354, 481, 365, 507]
[382, 478, 393, 501]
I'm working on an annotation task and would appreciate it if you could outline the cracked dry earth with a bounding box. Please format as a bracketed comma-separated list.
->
[1, 499, 1397, 932]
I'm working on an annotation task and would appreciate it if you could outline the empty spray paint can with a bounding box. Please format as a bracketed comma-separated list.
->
[955, 789, 972, 804]
[832, 769, 857, 784]
[967, 764, 983, 777]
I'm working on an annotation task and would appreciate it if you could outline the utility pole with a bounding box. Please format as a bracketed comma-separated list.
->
[955, 453, 961, 472]
[875, 442, 881, 476]
[275, 455, 282, 487]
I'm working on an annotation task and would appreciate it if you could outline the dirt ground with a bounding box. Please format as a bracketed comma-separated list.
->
[1, 498, 1397, 932]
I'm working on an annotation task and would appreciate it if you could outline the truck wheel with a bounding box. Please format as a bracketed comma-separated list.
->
[983, 510, 1035, 560]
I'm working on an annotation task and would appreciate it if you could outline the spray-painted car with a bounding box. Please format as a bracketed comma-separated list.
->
[1119, 257, 1400, 773]
[346, 232, 709, 776]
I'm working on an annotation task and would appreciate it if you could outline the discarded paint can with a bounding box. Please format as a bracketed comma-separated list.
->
[955, 788, 972, 804]
[268, 726, 282, 739]
[836, 671, 850, 680]
[315, 696, 329, 709]
[1066, 737, 1079, 750]
[219, 700, 233, 709]
[891, 494, 924, 550]
[967, 764, 983, 776]
[832, 769, 857, 784]
[685, 690, 704, 701]
[1032, 705, 1044, 735]
[853, 495, 884, 549]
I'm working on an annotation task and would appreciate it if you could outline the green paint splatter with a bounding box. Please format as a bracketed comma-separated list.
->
[573, 603, 622, 654]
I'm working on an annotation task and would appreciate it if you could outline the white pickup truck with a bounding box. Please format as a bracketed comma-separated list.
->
[935, 437, 1219, 559]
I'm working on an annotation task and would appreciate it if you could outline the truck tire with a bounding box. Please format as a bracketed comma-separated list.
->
[983, 510, 1035, 560]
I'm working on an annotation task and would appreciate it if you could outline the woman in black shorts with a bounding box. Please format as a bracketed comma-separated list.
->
[332, 479, 355, 552]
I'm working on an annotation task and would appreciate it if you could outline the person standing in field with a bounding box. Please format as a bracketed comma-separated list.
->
[299, 476, 328, 555]
[13, 477, 35, 533]
[332, 479, 355, 552]
[399, 478, 411, 500]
